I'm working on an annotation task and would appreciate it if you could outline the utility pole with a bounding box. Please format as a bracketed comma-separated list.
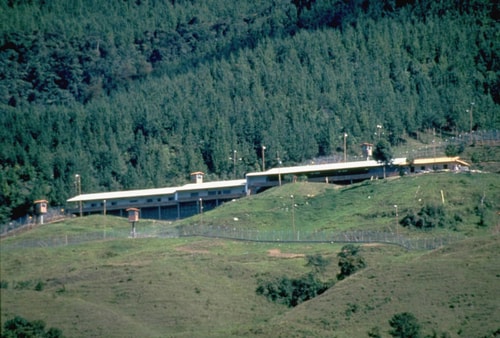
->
[277, 151, 282, 186]
[230, 150, 238, 179]
[199, 198, 203, 226]
[394, 205, 398, 235]
[261, 145, 266, 171]
[291, 195, 295, 240]
[343, 133, 348, 162]
[466, 102, 475, 144]
[75, 174, 82, 217]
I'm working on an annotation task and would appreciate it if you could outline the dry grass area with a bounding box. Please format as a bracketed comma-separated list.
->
[267, 248, 305, 258]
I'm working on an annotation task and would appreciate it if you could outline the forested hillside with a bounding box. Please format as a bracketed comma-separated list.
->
[1, 0, 499, 223]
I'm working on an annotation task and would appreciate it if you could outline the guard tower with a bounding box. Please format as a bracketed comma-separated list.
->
[361, 143, 373, 160]
[126, 208, 139, 237]
[34, 199, 48, 224]
[190, 171, 205, 184]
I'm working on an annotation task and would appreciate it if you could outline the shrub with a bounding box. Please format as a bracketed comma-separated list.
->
[0, 280, 8, 289]
[1, 315, 64, 338]
[337, 244, 366, 280]
[388, 312, 421, 338]
[35, 280, 45, 291]
[445, 143, 465, 156]
[400, 204, 461, 230]
[305, 254, 331, 274]
[368, 326, 382, 338]
[14, 280, 33, 290]
[256, 273, 332, 307]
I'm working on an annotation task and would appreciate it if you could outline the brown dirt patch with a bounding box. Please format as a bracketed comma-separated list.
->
[362, 243, 384, 247]
[175, 239, 224, 254]
[267, 249, 305, 258]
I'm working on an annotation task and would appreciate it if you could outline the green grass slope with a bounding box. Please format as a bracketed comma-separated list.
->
[1, 172, 499, 337]
[182, 172, 499, 236]
[247, 236, 500, 338]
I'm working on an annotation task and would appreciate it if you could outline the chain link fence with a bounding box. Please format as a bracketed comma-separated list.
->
[0, 208, 66, 237]
[1, 223, 461, 252]
[178, 225, 462, 251]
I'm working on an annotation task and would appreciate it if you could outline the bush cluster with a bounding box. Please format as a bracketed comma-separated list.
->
[256, 272, 332, 308]
[337, 244, 367, 280]
[400, 204, 462, 230]
[1, 316, 64, 338]
[256, 245, 367, 306]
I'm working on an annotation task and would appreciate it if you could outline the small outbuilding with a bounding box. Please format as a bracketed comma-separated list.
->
[34, 199, 48, 224]
[361, 143, 373, 160]
[190, 171, 205, 184]
[126, 207, 140, 237]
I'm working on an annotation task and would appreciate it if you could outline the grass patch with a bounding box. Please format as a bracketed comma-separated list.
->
[180, 172, 499, 237]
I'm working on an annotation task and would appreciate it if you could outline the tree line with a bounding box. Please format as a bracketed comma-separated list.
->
[0, 0, 499, 222]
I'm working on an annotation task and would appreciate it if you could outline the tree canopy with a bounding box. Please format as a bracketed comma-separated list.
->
[1, 0, 499, 222]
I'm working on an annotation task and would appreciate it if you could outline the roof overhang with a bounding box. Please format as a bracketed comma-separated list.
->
[247, 158, 407, 178]
[67, 187, 178, 203]
[402, 157, 470, 167]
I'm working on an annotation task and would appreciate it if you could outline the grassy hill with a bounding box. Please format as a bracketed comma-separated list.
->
[1, 172, 499, 337]
[181, 171, 499, 235]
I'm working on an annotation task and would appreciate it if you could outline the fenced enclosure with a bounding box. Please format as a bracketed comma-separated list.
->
[0, 208, 66, 237]
[178, 225, 462, 251]
[1, 223, 461, 252]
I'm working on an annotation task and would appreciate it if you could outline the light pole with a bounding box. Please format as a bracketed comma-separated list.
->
[466, 102, 475, 144]
[75, 174, 82, 217]
[343, 133, 348, 162]
[229, 150, 238, 179]
[261, 145, 266, 171]
[199, 198, 203, 226]
[376, 124, 382, 139]
[394, 204, 398, 235]
[291, 195, 295, 239]
[277, 151, 282, 186]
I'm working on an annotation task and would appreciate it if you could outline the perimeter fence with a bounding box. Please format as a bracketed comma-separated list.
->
[0, 208, 66, 237]
[178, 225, 462, 251]
[1, 224, 462, 252]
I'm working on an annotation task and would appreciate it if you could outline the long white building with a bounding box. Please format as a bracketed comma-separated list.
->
[67, 157, 469, 220]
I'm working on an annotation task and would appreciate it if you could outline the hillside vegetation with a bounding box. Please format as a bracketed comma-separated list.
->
[1, 0, 499, 222]
[180, 172, 500, 235]
[1, 173, 499, 337]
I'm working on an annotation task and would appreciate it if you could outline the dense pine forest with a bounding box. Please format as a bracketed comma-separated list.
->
[1, 0, 499, 223]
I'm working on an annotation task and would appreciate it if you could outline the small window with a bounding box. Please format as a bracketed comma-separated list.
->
[111, 202, 117, 206]
[223, 190, 231, 194]
[168, 197, 174, 201]
[190, 192, 199, 197]
[443, 164, 448, 169]
[208, 191, 217, 196]
[130, 200, 138, 203]
[157, 198, 161, 202]
[147, 199, 153, 203]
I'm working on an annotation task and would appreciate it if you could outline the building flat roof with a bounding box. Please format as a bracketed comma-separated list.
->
[176, 179, 246, 192]
[411, 157, 470, 167]
[67, 157, 469, 203]
[246, 158, 408, 177]
[66, 180, 246, 203]
[67, 186, 179, 203]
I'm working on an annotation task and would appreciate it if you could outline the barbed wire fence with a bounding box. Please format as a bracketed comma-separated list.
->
[0, 208, 67, 237]
[177, 225, 462, 251]
[1, 223, 462, 252]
